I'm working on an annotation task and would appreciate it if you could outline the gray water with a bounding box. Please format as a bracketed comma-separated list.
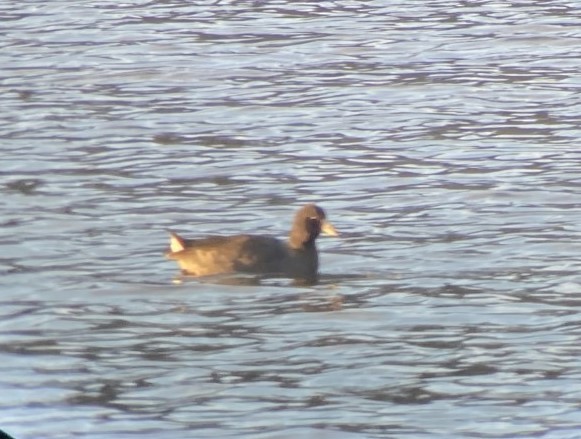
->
[2, 1, 581, 438]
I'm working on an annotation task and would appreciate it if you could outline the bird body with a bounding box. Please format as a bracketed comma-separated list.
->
[166, 204, 337, 282]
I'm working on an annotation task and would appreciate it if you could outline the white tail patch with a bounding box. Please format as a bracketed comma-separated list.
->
[169, 232, 186, 253]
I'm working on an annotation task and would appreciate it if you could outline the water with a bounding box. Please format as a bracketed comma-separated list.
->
[1, 1, 581, 438]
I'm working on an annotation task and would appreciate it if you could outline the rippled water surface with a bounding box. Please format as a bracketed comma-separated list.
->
[2, 1, 581, 438]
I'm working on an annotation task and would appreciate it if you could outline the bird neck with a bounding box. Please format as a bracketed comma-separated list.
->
[288, 236, 317, 250]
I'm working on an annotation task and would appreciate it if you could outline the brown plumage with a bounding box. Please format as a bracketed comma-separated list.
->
[166, 204, 338, 283]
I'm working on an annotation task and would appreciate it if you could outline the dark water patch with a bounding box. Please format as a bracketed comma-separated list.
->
[4, 178, 44, 194]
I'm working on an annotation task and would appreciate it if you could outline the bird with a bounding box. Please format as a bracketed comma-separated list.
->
[166, 204, 338, 283]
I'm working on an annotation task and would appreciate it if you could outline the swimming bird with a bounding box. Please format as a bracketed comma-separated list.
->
[166, 204, 338, 283]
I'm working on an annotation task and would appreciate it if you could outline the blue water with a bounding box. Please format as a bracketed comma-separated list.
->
[1, 1, 581, 438]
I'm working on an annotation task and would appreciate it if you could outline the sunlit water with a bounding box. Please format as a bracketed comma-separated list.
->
[1, 1, 581, 438]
